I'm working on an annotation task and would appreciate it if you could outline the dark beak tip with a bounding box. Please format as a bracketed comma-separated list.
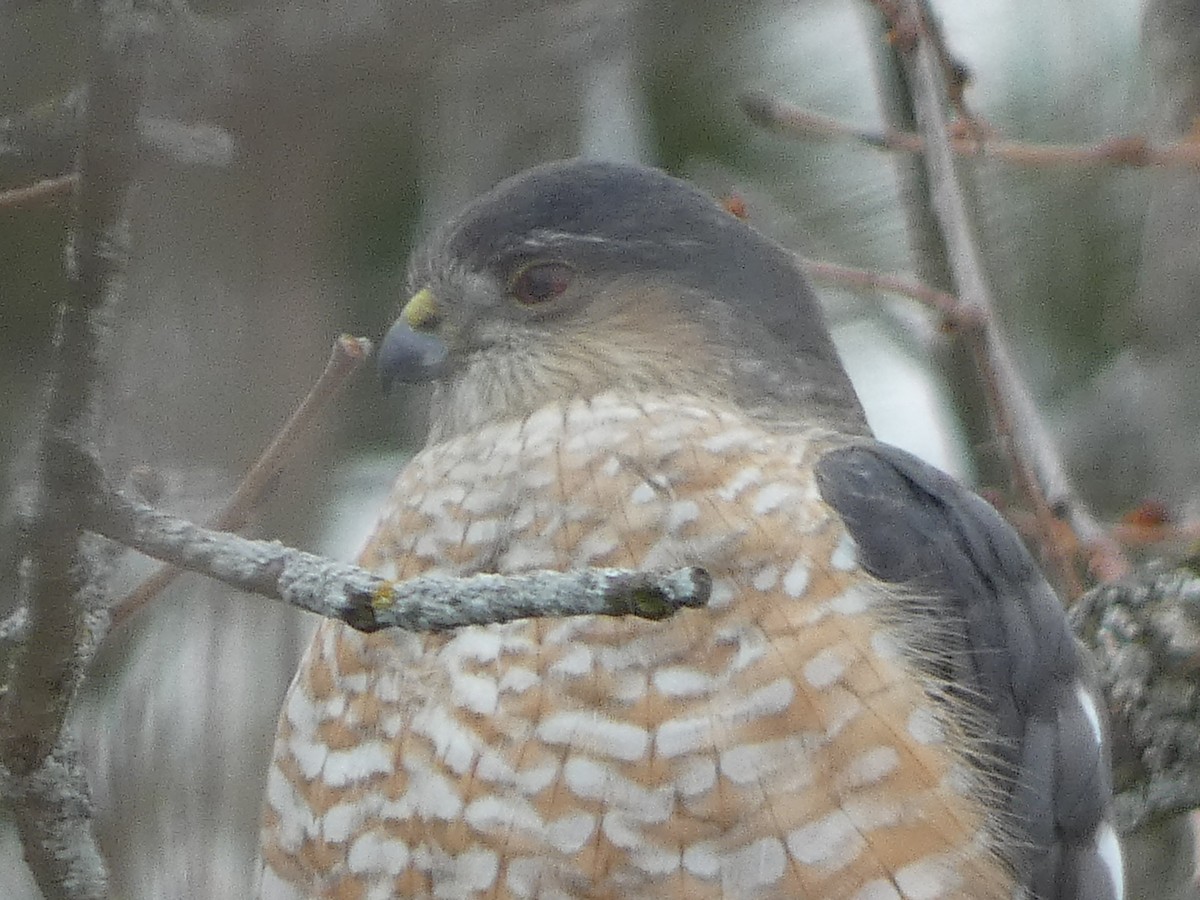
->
[377, 319, 449, 390]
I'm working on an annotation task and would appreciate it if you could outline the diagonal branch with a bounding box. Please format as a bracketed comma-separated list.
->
[111, 334, 374, 627]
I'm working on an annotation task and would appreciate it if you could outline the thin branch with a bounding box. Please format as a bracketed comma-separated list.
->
[742, 90, 1197, 171]
[798, 256, 976, 327]
[0, 175, 78, 210]
[111, 334, 374, 627]
[863, 0, 1128, 597]
[89, 484, 711, 632]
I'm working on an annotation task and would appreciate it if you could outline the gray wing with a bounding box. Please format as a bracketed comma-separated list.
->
[815, 442, 1123, 900]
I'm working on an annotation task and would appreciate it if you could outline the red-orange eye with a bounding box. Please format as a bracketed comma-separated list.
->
[511, 262, 573, 305]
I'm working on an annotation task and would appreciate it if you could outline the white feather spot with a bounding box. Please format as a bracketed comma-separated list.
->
[474, 750, 558, 795]
[708, 579, 736, 610]
[498, 666, 539, 694]
[683, 842, 721, 880]
[703, 428, 759, 455]
[907, 707, 945, 745]
[630, 482, 657, 505]
[722, 837, 786, 889]
[547, 812, 597, 853]
[837, 746, 900, 789]
[676, 756, 717, 797]
[505, 857, 540, 898]
[499, 541, 558, 571]
[562, 757, 673, 821]
[751, 565, 779, 591]
[549, 644, 593, 678]
[668, 500, 701, 531]
[460, 487, 507, 515]
[631, 844, 681, 876]
[322, 801, 366, 844]
[852, 879, 903, 899]
[464, 795, 542, 834]
[656, 716, 712, 758]
[782, 560, 811, 598]
[894, 857, 960, 898]
[394, 760, 463, 820]
[715, 465, 763, 501]
[788, 810, 863, 868]
[537, 712, 649, 761]
[601, 809, 644, 849]
[804, 648, 846, 689]
[752, 482, 795, 515]
[870, 629, 901, 661]
[718, 740, 802, 786]
[412, 706, 479, 776]
[338, 672, 368, 694]
[451, 672, 499, 716]
[831, 532, 858, 571]
[652, 667, 715, 698]
[451, 848, 500, 891]
[576, 530, 620, 563]
[322, 741, 391, 787]
[731, 678, 795, 724]
[347, 831, 410, 875]
[830, 585, 871, 614]
[265, 767, 315, 852]
[611, 671, 648, 703]
[445, 628, 503, 664]
[288, 737, 327, 780]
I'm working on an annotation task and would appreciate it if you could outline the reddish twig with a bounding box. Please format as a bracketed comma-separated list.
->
[0, 174, 78, 209]
[798, 257, 979, 328]
[110, 334, 374, 627]
[742, 91, 1197, 171]
[861, 0, 1131, 597]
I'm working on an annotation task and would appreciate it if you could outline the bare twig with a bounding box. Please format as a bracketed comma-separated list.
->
[89, 485, 711, 631]
[863, 0, 1128, 597]
[798, 256, 975, 327]
[0, 174, 78, 209]
[112, 334, 374, 627]
[742, 90, 1197, 171]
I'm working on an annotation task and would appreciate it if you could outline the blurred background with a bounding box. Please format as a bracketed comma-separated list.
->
[1, 0, 1195, 896]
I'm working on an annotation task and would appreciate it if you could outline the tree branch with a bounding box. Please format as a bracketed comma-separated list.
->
[88, 482, 711, 632]
[0, 5, 152, 897]
[111, 334, 374, 628]
[863, 0, 1126, 597]
[742, 90, 1197, 170]
[1072, 565, 1200, 832]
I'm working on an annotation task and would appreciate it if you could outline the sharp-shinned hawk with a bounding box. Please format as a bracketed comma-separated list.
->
[258, 160, 1123, 899]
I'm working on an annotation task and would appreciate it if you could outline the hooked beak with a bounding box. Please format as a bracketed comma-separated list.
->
[377, 287, 449, 390]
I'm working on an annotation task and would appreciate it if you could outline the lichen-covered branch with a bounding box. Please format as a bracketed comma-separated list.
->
[1072, 565, 1200, 832]
[90, 486, 712, 632]
[0, 5, 149, 898]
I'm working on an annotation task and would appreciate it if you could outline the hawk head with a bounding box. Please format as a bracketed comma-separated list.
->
[378, 160, 867, 441]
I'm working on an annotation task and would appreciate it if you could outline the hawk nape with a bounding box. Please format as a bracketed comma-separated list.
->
[258, 160, 1123, 899]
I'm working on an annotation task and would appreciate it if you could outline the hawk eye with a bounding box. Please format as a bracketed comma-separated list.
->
[510, 261, 573, 306]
